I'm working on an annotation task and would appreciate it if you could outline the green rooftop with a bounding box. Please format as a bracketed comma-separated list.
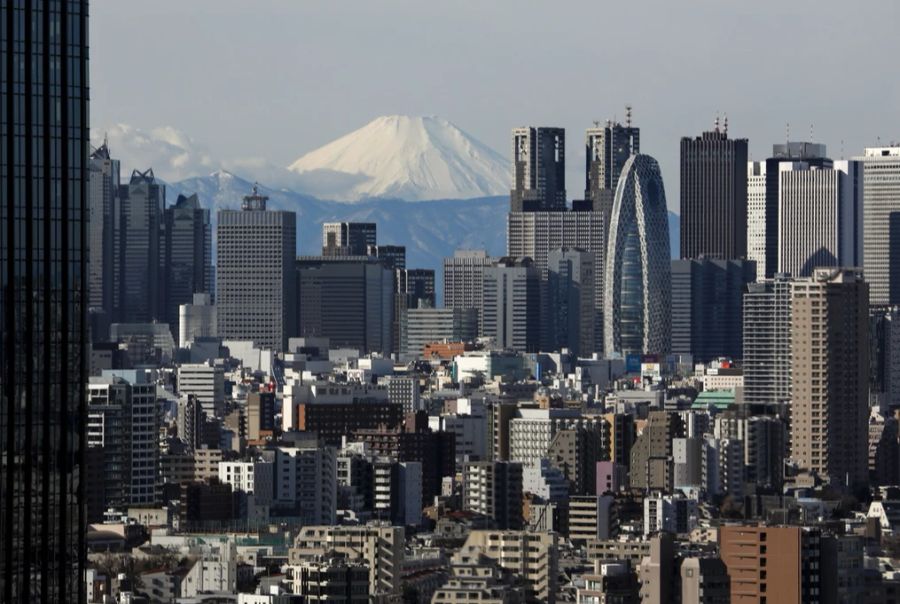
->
[691, 389, 735, 410]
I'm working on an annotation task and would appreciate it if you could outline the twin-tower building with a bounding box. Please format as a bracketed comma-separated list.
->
[506, 116, 671, 357]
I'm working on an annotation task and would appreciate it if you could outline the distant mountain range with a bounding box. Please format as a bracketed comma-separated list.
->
[106, 114, 680, 300]
[166, 171, 680, 299]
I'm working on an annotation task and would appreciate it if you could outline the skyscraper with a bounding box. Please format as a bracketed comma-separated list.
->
[747, 161, 768, 281]
[582, 114, 640, 228]
[859, 146, 900, 306]
[604, 155, 672, 356]
[510, 127, 566, 212]
[296, 256, 395, 354]
[88, 142, 120, 314]
[777, 160, 862, 277]
[679, 123, 749, 260]
[482, 257, 542, 352]
[322, 222, 376, 256]
[545, 247, 595, 357]
[507, 210, 606, 351]
[1, 1, 89, 599]
[367, 244, 406, 270]
[164, 193, 212, 342]
[750, 142, 832, 280]
[115, 168, 165, 323]
[396, 268, 435, 309]
[217, 185, 297, 351]
[742, 275, 793, 406]
[791, 268, 869, 488]
[670, 258, 755, 362]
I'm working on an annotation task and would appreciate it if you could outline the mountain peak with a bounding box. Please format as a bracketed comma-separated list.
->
[287, 115, 509, 201]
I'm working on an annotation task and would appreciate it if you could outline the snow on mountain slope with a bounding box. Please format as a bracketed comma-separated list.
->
[287, 115, 510, 201]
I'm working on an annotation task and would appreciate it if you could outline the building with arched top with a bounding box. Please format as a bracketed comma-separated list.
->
[604, 155, 671, 356]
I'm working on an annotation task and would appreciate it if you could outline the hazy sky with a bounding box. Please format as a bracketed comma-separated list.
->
[91, 1, 900, 210]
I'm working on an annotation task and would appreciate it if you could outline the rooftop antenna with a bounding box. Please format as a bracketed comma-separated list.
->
[724, 114, 729, 136]
[103, 132, 108, 148]
[810, 123, 814, 142]
[786, 122, 790, 144]
[714, 113, 720, 133]
[593, 120, 600, 128]
[625, 105, 633, 128]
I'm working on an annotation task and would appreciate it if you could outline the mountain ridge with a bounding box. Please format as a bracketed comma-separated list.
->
[287, 115, 510, 202]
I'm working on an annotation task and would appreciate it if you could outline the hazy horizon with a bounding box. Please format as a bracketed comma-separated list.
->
[91, 0, 900, 211]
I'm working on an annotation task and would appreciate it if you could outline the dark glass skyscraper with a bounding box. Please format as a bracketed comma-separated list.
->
[115, 168, 165, 323]
[510, 127, 566, 212]
[164, 193, 212, 342]
[1, 1, 89, 600]
[679, 125, 748, 260]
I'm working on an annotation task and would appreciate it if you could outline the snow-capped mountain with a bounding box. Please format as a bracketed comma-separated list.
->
[287, 115, 510, 202]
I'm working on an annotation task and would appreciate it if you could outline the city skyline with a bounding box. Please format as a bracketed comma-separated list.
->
[90, 1, 900, 211]
[8, 2, 900, 602]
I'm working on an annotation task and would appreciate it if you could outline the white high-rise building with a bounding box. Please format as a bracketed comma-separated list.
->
[858, 146, 900, 306]
[177, 362, 225, 419]
[747, 161, 768, 281]
[178, 293, 217, 348]
[216, 185, 296, 351]
[777, 161, 862, 278]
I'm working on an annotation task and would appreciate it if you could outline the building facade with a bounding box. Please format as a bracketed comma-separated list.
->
[116, 168, 166, 323]
[680, 126, 749, 260]
[545, 247, 595, 357]
[604, 154, 672, 355]
[670, 258, 755, 362]
[296, 256, 394, 354]
[216, 186, 297, 351]
[742, 275, 794, 405]
[322, 222, 377, 257]
[777, 160, 862, 278]
[164, 193, 212, 342]
[443, 250, 498, 334]
[790, 268, 869, 488]
[0, 1, 89, 598]
[482, 258, 542, 352]
[860, 146, 900, 306]
[507, 211, 606, 351]
[510, 127, 566, 212]
[462, 461, 524, 530]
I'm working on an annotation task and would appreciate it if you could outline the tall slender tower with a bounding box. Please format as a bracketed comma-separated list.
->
[680, 120, 749, 260]
[583, 111, 640, 231]
[1, 1, 89, 600]
[164, 194, 212, 342]
[115, 169, 166, 323]
[858, 146, 900, 306]
[790, 268, 869, 489]
[604, 155, 672, 355]
[510, 127, 566, 212]
[88, 142, 120, 314]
